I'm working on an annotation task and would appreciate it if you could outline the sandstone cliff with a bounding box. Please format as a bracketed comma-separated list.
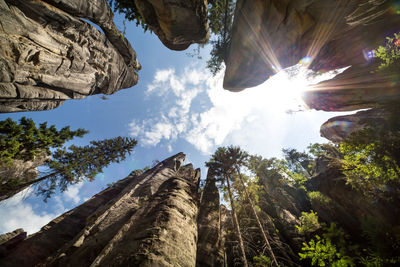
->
[196, 169, 227, 267]
[0, 0, 209, 113]
[134, 0, 209, 51]
[319, 108, 388, 142]
[0, 150, 51, 201]
[223, 0, 399, 91]
[0, 0, 140, 113]
[0, 153, 201, 267]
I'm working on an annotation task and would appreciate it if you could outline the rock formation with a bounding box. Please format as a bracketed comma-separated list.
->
[306, 157, 400, 240]
[135, 0, 209, 50]
[0, 153, 201, 267]
[303, 63, 400, 112]
[0, 0, 140, 113]
[0, 0, 209, 113]
[196, 169, 227, 267]
[1, 152, 399, 266]
[0, 150, 51, 201]
[319, 108, 388, 142]
[223, 0, 400, 91]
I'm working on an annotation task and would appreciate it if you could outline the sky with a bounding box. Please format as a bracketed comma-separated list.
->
[0, 13, 350, 235]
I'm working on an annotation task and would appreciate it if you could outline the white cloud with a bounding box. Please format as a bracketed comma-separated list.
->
[129, 65, 347, 156]
[0, 181, 88, 235]
[63, 182, 84, 204]
[0, 187, 60, 235]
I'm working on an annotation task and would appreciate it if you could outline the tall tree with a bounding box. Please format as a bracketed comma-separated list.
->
[0, 117, 87, 164]
[282, 148, 314, 176]
[229, 147, 279, 266]
[206, 146, 249, 267]
[1, 136, 137, 202]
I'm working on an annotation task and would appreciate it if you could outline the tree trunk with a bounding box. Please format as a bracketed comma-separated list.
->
[236, 166, 279, 267]
[225, 174, 248, 267]
[0, 171, 60, 202]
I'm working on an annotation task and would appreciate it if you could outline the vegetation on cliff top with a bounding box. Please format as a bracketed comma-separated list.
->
[107, 0, 235, 75]
[206, 139, 400, 266]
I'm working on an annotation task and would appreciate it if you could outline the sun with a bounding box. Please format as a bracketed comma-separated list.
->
[252, 64, 347, 113]
[254, 65, 310, 112]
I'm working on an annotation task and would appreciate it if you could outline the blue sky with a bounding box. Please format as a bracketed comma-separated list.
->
[0, 14, 348, 234]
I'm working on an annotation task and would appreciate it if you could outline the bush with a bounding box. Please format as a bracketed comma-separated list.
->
[307, 191, 332, 205]
[296, 210, 321, 235]
[299, 235, 354, 266]
[374, 32, 400, 70]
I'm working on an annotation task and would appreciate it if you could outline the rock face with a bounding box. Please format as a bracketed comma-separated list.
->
[223, 0, 400, 91]
[0, 150, 51, 201]
[196, 169, 226, 267]
[306, 158, 400, 239]
[303, 63, 400, 112]
[135, 0, 209, 50]
[319, 108, 388, 142]
[0, 0, 140, 113]
[0, 153, 201, 267]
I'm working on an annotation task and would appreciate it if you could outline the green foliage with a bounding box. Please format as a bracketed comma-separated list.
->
[206, 146, 248, 183]
[374, 32, 400, 70]
[206, 0, 236, 75]
[37, 136, 137, 201]
[107, 0, 150, 32]
[299, 235, 354, 266]
[299, 222, 355, 266]
[307, 191, 332, 205]
[253, 255, 272, 266]
[307, 143, 342, 159]
[0, 117, 87, 164]
[339, 105, 400, 196]
[282, 148, 314, 176]
[296, 210, 321, 235]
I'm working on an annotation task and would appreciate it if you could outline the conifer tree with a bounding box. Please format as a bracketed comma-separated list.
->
[206, 146, 249, 267]
[0, 117, 87, 164]
[35, 136, 138, 201]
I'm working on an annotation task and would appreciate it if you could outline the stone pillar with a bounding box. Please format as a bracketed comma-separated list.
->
[0, 153, 201, 267]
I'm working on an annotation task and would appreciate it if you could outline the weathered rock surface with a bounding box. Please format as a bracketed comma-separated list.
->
[196, 169, 226, 267]
[0, 150, 51, 201]
[223, 0, 400, 91]
[0, 153, 201, 267]
[0, 0, 140, 113]
[319, 108, 388, 142]
[306, 158, 400, 239]
[0, 229, 26, 246]
[303, 63, 400, 112]
[134, 0, 209, 51]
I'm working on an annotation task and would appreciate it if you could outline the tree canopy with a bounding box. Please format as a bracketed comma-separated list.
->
[37, 136, 137, 201]
[0, 117, 87, 164]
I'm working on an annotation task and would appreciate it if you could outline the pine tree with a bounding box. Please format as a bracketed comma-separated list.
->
[0, 136, 137, 202]
[0, 117, 87, 164]
[35, 136, 138, 201]
[207, 146, 280, 266]
[206, 146, 249, 267]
